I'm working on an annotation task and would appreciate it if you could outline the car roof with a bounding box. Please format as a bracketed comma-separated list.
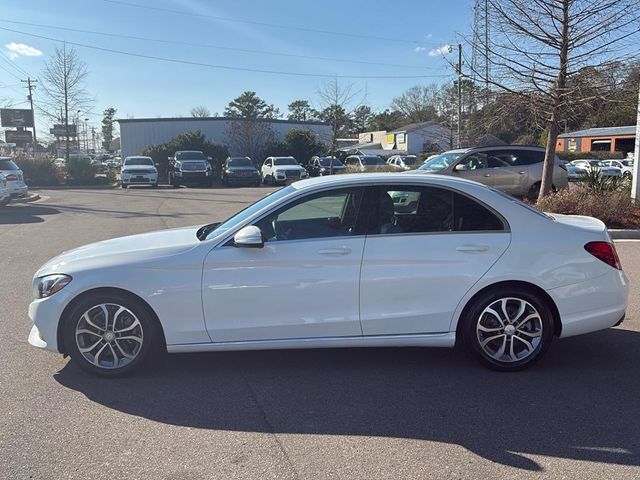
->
[290, 172, 490, 191]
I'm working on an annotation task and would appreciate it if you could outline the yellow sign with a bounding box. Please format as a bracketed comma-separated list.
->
[386, 133, 395, 147]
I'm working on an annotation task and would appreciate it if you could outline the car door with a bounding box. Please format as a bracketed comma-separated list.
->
[490, 149, 539, 196]
[359, 184, 511, 335]
[261, 158, 272, 179]
[451, 152, 494, 186]
[202, 187, 367, 342]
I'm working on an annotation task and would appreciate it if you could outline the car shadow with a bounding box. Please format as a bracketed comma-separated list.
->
[54, 327, 640, 471]
[0, 204, 60, 224]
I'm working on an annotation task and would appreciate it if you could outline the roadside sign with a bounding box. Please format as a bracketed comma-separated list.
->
[4, 130, 33, 143]
[50, 124, 77, 136]
[0, 109, 34, 127]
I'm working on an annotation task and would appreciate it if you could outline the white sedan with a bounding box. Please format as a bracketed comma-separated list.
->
[0, 173, 11, 206]
[569, 159, 621, 180]
[28, 173, 628, 376]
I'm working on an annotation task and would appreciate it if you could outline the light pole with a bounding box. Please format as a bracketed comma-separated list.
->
[76, 110, 81, 151]
[84, 118, 89, 152]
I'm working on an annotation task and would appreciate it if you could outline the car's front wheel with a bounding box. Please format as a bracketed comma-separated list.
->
[462, 287, 554, 371]
[63, 292, 161, 377]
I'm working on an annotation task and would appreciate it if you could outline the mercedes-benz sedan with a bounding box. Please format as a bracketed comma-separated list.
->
[28, 174, 628, 376]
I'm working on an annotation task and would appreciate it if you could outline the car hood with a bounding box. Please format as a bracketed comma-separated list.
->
[273, 165, 305, 171]
[36, 226, 202, 277]
[122, 166, 157, 172]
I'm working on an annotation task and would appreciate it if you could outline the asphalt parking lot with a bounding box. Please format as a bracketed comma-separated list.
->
[1, 186, 639, 479]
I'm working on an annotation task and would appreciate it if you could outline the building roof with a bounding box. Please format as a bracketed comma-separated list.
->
[390, 121, 447, 134]
[558, 125, 637, 138]
[116, 116, 329, 126]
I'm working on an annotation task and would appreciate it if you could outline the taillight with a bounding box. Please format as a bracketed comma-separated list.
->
[584, 241, 622, 270]
[5, 174, 17, 181]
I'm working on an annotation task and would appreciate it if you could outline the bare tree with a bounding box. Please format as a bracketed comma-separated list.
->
[316, 78, 364, 158]
[226, 119, 275, 163]
[190, 105, 211, 117]
[472, 0, 640, 199]
[40, 44, 92, 160]
[391, 84, 442, 123]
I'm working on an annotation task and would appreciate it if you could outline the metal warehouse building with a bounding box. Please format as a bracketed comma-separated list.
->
[117, 117, 331, 158]
[557, 125, 636, 155]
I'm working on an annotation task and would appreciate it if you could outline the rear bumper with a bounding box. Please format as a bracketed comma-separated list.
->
[547, 268, 629, 338]
[8, 182, 28, 196]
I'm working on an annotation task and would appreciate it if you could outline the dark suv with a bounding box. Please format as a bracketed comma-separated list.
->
[221, 157, 260, 186]
[168, 151, 213, 188]
[415, 145, 568, 199]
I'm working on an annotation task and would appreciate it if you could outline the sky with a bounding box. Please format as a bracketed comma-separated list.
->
[0, 0, 473, 140]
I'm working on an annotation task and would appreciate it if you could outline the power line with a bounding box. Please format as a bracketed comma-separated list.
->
[0, 26, 450, 80]
[103, 0, 431, 46]
[0, 61, 23, 81]
[0, 19, 439, 71]
[0, 50, 31, 77]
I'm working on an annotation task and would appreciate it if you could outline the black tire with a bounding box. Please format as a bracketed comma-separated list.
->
[461, 287, 554, 372]
[152, 183, 159, 189]
[527, 182, 541, 201]
[63, 291, 162, 377]
[623, 171, 632, 180]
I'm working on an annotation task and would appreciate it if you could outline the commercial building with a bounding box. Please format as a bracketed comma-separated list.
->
[557, 125, 636, 155]
[117, 117, 331, 158]
[342, 121, 451, 156]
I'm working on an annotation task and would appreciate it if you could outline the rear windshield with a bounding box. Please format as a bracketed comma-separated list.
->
[0, 159, 19, 170]
[176, 151, 206, 160]
[362, 156, 385, 166]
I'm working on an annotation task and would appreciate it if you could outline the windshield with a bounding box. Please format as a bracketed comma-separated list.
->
[176, 151, 206, 160]
[201, 186, 295, 240]
[402, 156, 418, 165]
[229, 158, 253, 167]
[419, 152, 463, 171]
[319, 157, 344, 167]
[0, 159, 19, 170]
[180, 161, 208, 170]
[588, 160, 605, 167]
[622, 160, 633, 167]
[273, 158, 298, 166]
[362, 156, 384, 166]
[125, 157, 153, 166]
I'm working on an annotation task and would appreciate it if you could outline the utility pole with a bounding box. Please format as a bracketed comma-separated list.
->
[91, 126, 96, 151]
[457, 43, 463, 148]
[21, 77, 38, 153]
[631, 83, 640, 201]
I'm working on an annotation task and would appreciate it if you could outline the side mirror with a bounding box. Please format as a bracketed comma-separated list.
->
[233, 225, 264, 248]
[167, 156, 172, 161]
[454, 164, 469, 172]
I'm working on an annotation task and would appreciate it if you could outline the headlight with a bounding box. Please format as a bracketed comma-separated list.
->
[36, 274, 72, 299]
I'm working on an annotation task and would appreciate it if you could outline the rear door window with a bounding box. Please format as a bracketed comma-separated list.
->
[0, 159, 19, 170]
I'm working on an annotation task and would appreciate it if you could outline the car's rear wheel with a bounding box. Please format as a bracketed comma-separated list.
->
[63, 292, 161, 377]
[462, 288, 554, 371]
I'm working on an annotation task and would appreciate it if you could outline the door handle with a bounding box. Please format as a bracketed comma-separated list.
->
[483, 173, 491, 177]
[456, 245, 490, 253]
[518, 171, 526, 175]
[318, 248, 352, 256]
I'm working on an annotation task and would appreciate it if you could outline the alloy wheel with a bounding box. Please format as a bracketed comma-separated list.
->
[476, 297, 543, 363]
[75, 303, 144, 369]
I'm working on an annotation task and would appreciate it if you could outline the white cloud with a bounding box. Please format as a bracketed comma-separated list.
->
[414, 46, 427, 53]
[425, 33, 433, 39]
[428, 44, 452, 57]
[5, 42, 43, 60]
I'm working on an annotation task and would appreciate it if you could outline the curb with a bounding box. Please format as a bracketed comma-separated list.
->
[610, 229, 640, 240]
[10, 193, 41, 204]
[32, 183, 119, 190]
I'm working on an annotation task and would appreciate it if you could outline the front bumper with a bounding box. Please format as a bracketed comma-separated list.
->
[28, 288, 75, 353]
[122, 173, 158, 185]
[226, 174, 260, 184]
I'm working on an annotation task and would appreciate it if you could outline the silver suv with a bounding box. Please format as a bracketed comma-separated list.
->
[414, 146, 568, 199]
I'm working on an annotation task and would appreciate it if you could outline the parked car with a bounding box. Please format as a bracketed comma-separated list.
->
[308, 156, 346, 176]
[221, 157, 260, 186]
[168, 151, 213, 188]
[569, 160, 621, 180]
[0, 173, 11, 206]
[0, 157, 28, 198]
[344, 154, 387, 171]
[601, 159, 633, 179]
[105, 157, 122, 169]
[120, 156, 158, 188]
[261, 156, 308, 184]
[387, 155, 419, 171]
[415, 146, 568, 200]
[28, 173, 628, 376]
